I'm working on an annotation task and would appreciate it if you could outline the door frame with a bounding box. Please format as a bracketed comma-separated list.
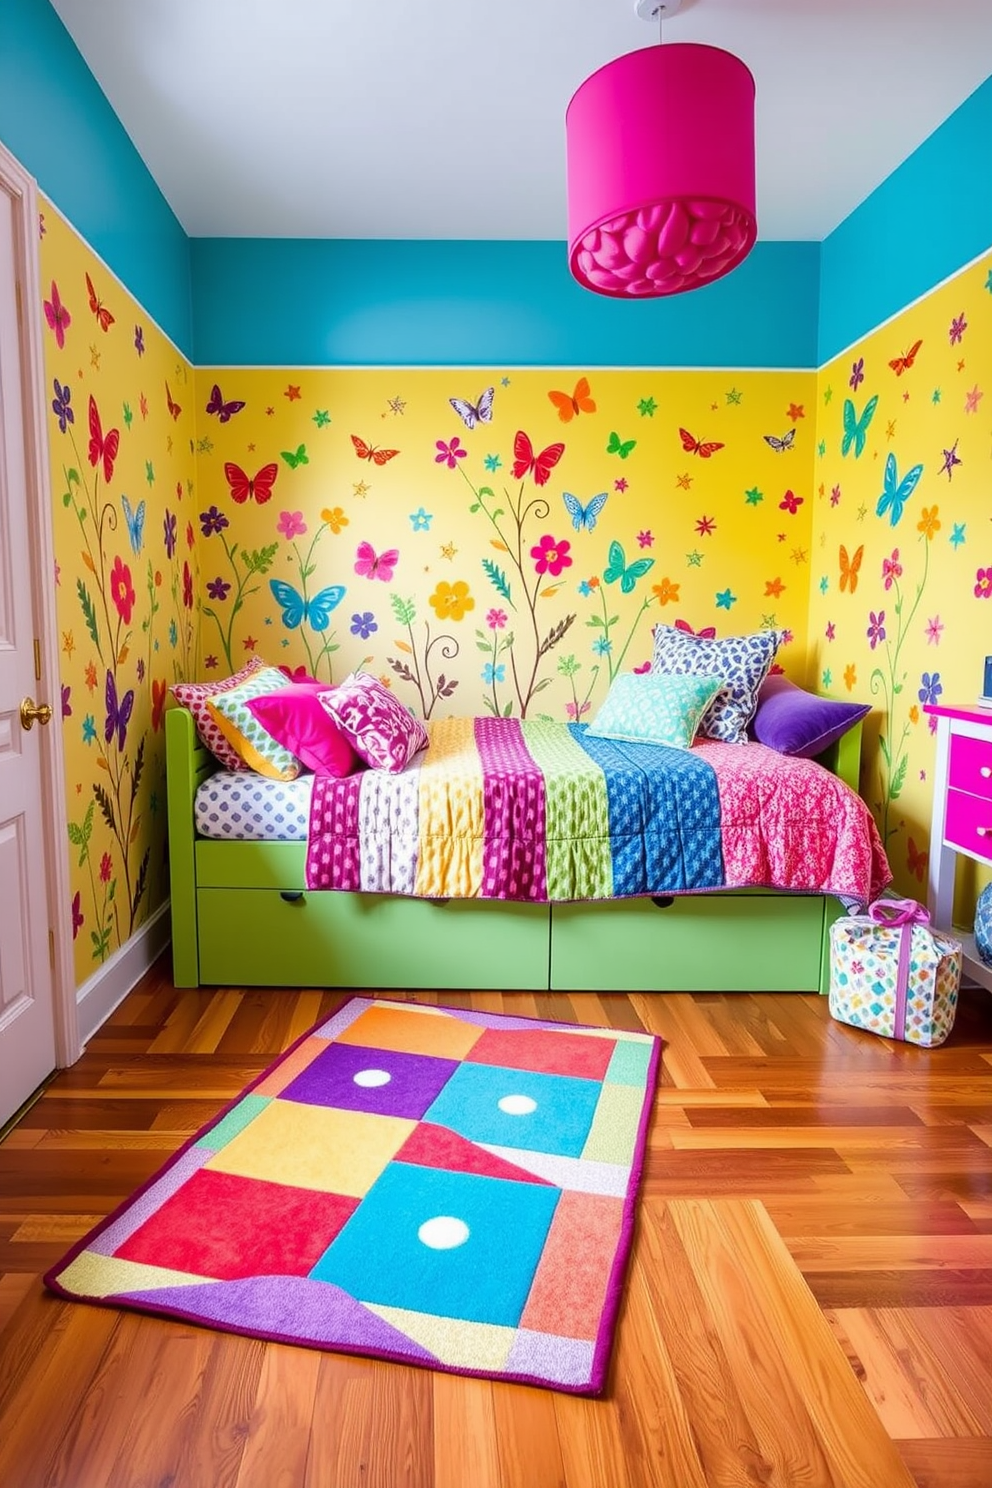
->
[1, 139, 81, 1067]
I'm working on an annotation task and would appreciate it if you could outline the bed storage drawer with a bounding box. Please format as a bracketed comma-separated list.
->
[550, 893, 828, 992]
[196, 888, 550, 989]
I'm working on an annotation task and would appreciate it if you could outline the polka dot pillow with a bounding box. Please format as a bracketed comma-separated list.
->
[586, 672, 725, 749]
[171, 657, 268, 770]
[650, 625, 787, 745]
[319, 672, 429, 773]
[205, 667, 306, 781]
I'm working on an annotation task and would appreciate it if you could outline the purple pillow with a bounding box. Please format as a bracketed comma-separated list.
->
[245, 684, 358, 777]
[319, 672, 428, 773]
[750, 676, 869, 758]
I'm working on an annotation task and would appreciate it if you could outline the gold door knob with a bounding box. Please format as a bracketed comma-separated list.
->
[20, 697, 53, 730]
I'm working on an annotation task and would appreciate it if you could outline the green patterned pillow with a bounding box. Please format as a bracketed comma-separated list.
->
[205, 666, 303, 779]
[586, 672, 725, 749]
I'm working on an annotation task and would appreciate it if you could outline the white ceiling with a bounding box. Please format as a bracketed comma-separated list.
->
[50, 0, 992, 243]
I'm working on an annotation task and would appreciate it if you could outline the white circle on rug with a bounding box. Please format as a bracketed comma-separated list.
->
[498, 1094, 537, 1116]
[418, 1216, 470, 1250]
[353, 1068, 391, 1087]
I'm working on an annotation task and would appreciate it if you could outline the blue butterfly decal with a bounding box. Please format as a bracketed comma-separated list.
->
[562, 491, 609, 532]
[104, 669, 134, 750]
[875, 453, 923, 527]
[841, 395, 878, 458]
[121, 494, 146, 555]
[603, 540, 654, 595]
[269, 579, 345, 632]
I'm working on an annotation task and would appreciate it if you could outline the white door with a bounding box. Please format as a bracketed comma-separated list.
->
[0, 169, 58, 1126]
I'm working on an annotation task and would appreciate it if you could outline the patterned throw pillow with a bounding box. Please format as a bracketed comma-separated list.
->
[171, 657, 268, 769]
[586, 672, 725, 749]
[318, 672, 429, 773]
[650, 625, 786, 744]
[204, 667, 306, 780]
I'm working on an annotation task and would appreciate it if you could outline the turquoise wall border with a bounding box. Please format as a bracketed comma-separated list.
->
[818, 76, 992, 364]
[190, 238, 820, 369]
[0, 0, 192, 355]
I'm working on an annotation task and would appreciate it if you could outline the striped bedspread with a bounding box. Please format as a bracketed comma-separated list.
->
[305, 717, 891, 904]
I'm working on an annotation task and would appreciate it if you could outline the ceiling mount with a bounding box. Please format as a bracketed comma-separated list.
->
[634, 0, 683, 20]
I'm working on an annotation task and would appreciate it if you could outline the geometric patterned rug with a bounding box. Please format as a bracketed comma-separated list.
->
[44, 997, 660, 1394]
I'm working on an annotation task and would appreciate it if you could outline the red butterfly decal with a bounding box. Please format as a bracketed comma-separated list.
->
[206, 384, 245, 422]
[779, 490, 804, 514]
[224, 461, 279, 505]
[351, 435, 399, 465]
[43, 280, 71, 349]
[679, 428, 725, 458]
[889, 339, 922, 375]
[906, 836, 928, 883]
[88, 396, 120, 484]
[511, 430, 565, 486]
[85, 272, 114, 332]
[674, 618, 717, 640]
[165, 381, 181, 421]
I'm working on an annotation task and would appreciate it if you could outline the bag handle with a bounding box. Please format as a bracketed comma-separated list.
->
[868, 897, 930, 930]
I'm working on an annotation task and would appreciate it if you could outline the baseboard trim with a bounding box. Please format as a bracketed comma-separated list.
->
[74, 903, 172, 1048]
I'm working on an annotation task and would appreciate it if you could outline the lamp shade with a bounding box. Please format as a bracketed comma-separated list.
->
[566, 43, 756, 297]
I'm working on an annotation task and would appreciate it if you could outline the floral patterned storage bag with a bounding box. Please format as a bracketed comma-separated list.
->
[828, 898, 962, 1048]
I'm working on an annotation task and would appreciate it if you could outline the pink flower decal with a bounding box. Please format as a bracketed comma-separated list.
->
[530, 534, 573, 578]
[975, 567, 992, 599]
[110, 557, 135, 624]
[435, 437, 467, 469]
[277, 510, 307, 539]
[881, 550, 902, 590]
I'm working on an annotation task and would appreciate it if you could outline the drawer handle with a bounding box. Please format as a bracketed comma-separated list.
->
[982, 766, 992, 779]
[280, 890, 305, 903]
[650, 895, 675, 910]
[978, 828, 992, 840]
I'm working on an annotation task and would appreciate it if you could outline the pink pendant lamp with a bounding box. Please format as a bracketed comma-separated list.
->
[566, 3, 756, 298]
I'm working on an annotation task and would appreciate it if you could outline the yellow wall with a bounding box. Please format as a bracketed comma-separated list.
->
[190, 367, 816, 718]
[810, 251, 992, 910]
[40, 203, 197, 983]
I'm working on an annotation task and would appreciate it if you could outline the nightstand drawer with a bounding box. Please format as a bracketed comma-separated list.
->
[944, 787, 992, 864]
[948, 732, 992, 800]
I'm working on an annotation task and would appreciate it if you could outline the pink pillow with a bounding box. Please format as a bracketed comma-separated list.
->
[319, 672, 429, 773]
[245, 684, 358, 777]
[171, 657, 268, 770]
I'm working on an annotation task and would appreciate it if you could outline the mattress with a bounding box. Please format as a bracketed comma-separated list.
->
[194, 770, 313, 841]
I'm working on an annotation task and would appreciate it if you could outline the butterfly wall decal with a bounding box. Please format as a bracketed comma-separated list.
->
[351, 435, 400, 465]
[838, 543, 864, 593]
[889, 339, 922, 375]
[906, 836, 928, 883]
[841, 394, 878, 458]
[165, 381, 181, 421]
[876, 452, 923, 526]
[449, 387, 494, 430]
[269, 579, 345, 632]
[679, 428, 724, 458]
[354, 541, 399, 582]
[281, 444, 309, 469]
[606, 431, 637, 459]
[763, 430, 796, 452]
[224, 461, 278, 505]
[603, 539, 654, 594]
[85, 273, 114, 332]
[104, 669, 134, 751]
[121, 494, 146, 556]
[206, 384, 245, 422]
[562, 491, 609, 532]
[88, 397, 120, 484]
[548, 376, 596, 423]
[43, 280, 71, 349]
[511, 431, 564, 486]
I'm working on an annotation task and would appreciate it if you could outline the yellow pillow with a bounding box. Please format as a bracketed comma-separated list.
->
[204, 667, 302, 779]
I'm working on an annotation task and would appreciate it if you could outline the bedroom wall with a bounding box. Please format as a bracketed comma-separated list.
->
[190, 366, 815, 719]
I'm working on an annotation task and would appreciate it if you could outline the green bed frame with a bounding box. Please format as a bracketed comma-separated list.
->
[166, 705, 864, 994]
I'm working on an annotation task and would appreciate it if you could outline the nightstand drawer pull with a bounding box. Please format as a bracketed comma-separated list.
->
[982, 766, 992, 779]
[979, 827, 992, 839]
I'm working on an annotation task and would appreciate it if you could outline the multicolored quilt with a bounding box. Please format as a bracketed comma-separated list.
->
[307, 717, 891, 903]
[45, 997, 661, 1394]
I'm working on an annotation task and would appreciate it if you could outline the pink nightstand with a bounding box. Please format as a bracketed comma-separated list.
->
[923, 702, 992, 992]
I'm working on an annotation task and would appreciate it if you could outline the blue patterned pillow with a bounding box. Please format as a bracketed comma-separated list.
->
[650, 625, 786, 744]
[586, 672, 725, 749]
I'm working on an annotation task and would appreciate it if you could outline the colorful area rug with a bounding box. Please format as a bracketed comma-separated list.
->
[45, 998, 660, 1394]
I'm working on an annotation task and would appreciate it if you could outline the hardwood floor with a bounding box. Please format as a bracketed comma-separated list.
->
[1, 963, 991, 1487]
